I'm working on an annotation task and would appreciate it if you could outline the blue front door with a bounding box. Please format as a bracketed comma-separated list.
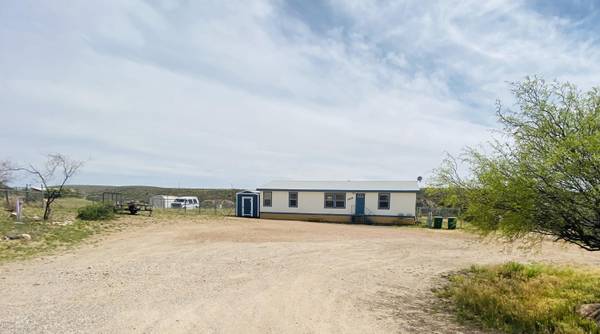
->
[242, 197, 253, 216]
[355, 193, 365, 215]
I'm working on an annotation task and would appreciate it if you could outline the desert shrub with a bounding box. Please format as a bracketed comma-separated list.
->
[439, 262, 600, 333]
[77, 203, 115, 221]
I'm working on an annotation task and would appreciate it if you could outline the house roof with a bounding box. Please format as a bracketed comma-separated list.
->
[257, 180, 419, 192]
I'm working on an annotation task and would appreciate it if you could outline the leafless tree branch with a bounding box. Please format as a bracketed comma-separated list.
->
[15, 154, 83, 220]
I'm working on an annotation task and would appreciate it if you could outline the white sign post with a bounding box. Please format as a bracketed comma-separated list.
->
[15, 198, 22, 222]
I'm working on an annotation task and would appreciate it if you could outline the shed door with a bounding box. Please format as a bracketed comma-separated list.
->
[242, 196, 253, 216]
[355, 193, 365, 215]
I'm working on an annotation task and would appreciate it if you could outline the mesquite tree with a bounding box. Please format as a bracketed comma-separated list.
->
[432, 77, 600, 250]
[17, 154, 83, 220]
[0, 160, 13, 187]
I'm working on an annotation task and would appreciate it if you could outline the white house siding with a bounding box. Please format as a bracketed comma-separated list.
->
[260, 191, 416, 217]
[262, 191, 352, 215]
[364, 192, 416, 216]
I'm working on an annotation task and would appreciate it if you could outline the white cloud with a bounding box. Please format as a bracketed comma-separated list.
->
[1, 0, 599, 188]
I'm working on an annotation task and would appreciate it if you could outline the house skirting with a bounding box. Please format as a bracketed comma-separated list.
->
[260, 212, 415, 225]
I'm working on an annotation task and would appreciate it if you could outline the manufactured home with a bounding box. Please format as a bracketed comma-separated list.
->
[256, 180, 418, 225]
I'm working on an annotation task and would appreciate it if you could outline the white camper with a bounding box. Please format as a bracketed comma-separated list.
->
[149, 195, 178, 209]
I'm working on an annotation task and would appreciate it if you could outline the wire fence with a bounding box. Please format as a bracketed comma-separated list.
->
[1, 187, 45, 211]
[416, 206, 463, 228]
[2, 187, 237, 218]
[416, 207, 461, 219]
[130, 198, 236, 217]
[150, 205, 235, 217]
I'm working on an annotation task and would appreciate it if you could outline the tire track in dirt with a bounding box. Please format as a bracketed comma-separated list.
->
[2, 218, 599, 333]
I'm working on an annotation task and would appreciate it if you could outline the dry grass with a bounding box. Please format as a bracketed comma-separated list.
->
[438, 262, 600, 333]
[0, 198, 124, 262]
[0, 199, 237, 263]
[151, 207, 234, 219]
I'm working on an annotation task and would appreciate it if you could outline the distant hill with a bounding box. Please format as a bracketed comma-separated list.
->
[69, 185, 240, 203]
[69, 185, 431, 207]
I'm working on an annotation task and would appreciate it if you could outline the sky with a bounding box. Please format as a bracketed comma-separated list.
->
[1, 0, 600, 189]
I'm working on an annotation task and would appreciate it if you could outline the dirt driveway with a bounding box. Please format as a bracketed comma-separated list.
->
[2, 217, 599, 333]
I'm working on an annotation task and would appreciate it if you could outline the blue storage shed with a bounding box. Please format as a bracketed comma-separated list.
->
[236, 190, 260, 218]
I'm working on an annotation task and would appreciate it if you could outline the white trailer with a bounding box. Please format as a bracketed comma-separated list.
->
[149, 195, 178, 209]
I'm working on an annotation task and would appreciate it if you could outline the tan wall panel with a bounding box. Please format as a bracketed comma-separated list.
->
[260, 212, 415, 225]
[366, 216, 415, 225]
[260, 212, 352, 223]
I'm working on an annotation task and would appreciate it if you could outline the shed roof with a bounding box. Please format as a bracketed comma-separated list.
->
[236, 190, 260, 195]
[257, 180, 419, 192]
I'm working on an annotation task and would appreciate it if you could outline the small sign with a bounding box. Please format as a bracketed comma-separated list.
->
[15, 198, 22, 221]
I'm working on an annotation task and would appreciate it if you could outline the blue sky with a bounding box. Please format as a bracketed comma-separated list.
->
[1, 0, 599, 188]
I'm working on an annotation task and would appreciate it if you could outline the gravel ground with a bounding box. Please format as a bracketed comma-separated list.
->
[1, 217, 599, 333]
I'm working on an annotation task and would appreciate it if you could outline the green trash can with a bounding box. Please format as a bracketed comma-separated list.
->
[447, 217, 457, 230]
[433, 216, 443, 229]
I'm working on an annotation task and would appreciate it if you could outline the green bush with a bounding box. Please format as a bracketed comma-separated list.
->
[76, 203, 115, 221]
[439, 262, 600, 333]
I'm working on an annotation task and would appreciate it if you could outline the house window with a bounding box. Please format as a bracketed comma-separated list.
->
[289, 192, 298, 207]
[378, 192, 390, 210]
[324, 192, 345, 208]
[263, 191, 272, 207]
